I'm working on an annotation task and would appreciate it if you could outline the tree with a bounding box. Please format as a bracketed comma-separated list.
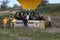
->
[41, 0, 48, 6]
[36, 0, 48, 11]
[13, 4, 23, 11]
[13, 4, 19, 8]
[38, 0, 48, 7]
[1, 0, 9, 11]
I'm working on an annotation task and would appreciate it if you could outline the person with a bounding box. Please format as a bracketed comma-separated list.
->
[26, 14, 30, 20]
[11, 17, 16, 29]
[9, 14, 13, 20]
[3, 17, 8, 29]
[9, 14, 13, 27]
[15, 12, 20, 20]
[23, 16, 28, 28]
[47, 15, 52, 27]
[20, 13, 24, 20]
[36, 15, 39, 20]
[39, 15, 44, 20]
[32, 15, 37, 20]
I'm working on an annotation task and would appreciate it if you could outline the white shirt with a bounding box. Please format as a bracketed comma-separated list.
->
[26, 15, 29, 20]
[47, 17, 52, 21]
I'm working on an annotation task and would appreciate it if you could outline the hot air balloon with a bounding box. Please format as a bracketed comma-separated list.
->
[17, 0, 42, 10]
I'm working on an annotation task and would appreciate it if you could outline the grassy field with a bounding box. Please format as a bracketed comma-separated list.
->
[0, 27, 60, 40]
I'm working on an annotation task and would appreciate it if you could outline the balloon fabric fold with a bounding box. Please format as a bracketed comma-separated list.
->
[17, 0, 42, 10]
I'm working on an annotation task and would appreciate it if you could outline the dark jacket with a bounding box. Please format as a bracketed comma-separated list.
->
[23, 16, 28, 24]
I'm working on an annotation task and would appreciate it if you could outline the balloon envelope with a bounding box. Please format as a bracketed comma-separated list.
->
[17, 0, 42, 10]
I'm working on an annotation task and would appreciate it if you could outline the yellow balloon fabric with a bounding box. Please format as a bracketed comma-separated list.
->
[17, 0, 42, 10]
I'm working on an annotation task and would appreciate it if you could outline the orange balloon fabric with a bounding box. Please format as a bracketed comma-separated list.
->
[17, 0, 42, 10]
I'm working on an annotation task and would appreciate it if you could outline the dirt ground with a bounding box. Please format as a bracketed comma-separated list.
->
[45, 27, 60, 33]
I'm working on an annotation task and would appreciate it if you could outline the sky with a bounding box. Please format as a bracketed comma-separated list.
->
[49, 0, 60, 3]
[0, 0, 60, 7]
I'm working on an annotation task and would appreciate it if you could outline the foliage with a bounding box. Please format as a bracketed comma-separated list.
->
[0, 0, 9, 11]
[13, 4, 19, 8]
[36, 4, 60, 13]
[41, 0, 48, 6]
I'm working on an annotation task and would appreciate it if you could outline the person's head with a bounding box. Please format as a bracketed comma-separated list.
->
[27, 13, 30, 15]
[47, 15, 50, 18]
[10, 15, 13, 17]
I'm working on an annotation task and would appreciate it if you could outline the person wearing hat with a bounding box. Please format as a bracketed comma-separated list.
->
[11, 17, 16, 29]
[3, 17, 8, 30]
